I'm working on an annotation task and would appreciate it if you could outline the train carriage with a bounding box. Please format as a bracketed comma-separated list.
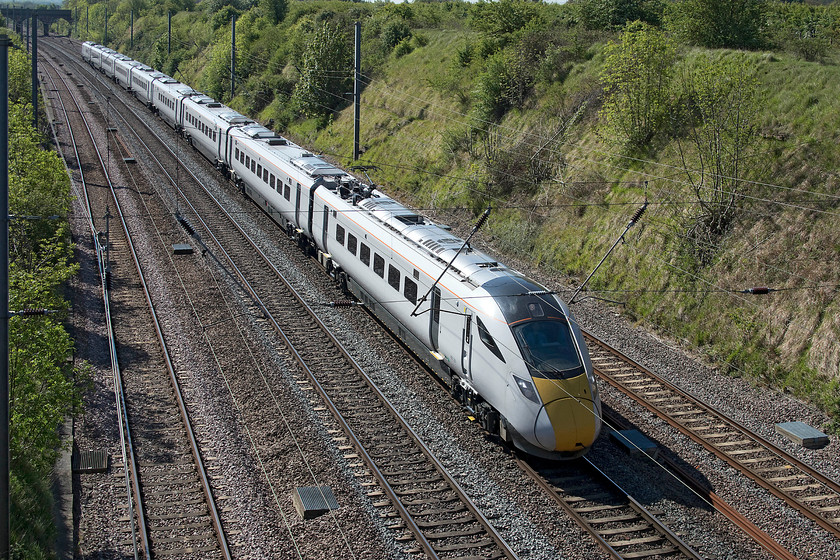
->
[86, 44, 112, 72]
[101, 51, 129, 79]
[228, 126, 309, 230]
[113, 58, 147, 89]
[150, 78, 197, 131]
[182, 95, 252, 168]
[80, 41, 96, 63]
[129, 67, 166, 106]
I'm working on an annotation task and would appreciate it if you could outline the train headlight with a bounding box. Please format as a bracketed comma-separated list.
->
[513, 375, 540, 404]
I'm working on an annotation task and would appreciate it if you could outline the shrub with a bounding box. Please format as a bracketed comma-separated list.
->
[599, 21, 677, 148]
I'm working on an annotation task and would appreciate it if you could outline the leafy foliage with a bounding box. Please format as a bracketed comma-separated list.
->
[673, 54, 761, 267]
[576, 0, 665, 30]
[468, 0, 542, 39]
[2, 34, 90, 557]
[599, 21, 677, 148]
[291, 21, 352, 121]
[668, 0, 767, 50]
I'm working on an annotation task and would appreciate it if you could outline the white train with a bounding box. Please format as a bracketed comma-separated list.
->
[82, 41, 602, 459]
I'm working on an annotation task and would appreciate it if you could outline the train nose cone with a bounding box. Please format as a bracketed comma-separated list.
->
[532, 376, 598, 452]
[534, 397, 597, 452]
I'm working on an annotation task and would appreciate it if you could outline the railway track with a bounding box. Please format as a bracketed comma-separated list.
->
[585, 333, 840, 541]
[41, 45, 230, 559]
[45, 37, 520, 560]
[43, 35, 835, 559]
[520, 457, 700, 560]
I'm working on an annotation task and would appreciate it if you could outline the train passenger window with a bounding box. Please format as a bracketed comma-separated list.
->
[270, 174, 276, 189]
[373, 254, 385, 278]
[257, 164, 262, 178]
[359, 244, 370, 266]
[476, 317, 506, 363]
[347, 234, 357, 256]
[263, 169, 269, 183]
[251, 159, 256, 173]
[388, 266, 401, 291]
[404, 278, 417, 304]
[284, 185, 290, 200]
[245, 155, 251, 169]
[335, 224, 345, 245]
[235, 148, 239, 161]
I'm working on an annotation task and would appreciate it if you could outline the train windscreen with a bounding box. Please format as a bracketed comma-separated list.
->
[512, 320, 584, 380]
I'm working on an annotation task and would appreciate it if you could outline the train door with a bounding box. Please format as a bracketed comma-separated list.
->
[295, 183, 301, 226]
[462, 312, 473, 379]
[321, 206, 329, 252]
[307, 185, 316, 235]
[430, 287, 441, 351]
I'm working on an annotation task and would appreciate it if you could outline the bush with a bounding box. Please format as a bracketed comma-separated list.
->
[668, 0, 766, 50]
[394, 37, 414, 58]
[599, 21, 677, 148]
[578, 0, 665, 30]
[382, 19, 411, 50]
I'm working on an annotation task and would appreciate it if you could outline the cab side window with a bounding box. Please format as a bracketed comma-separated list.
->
[477, 317, 505, 363]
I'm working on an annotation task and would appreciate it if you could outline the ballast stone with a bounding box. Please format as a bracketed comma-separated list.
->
[775, 421, 829, 449]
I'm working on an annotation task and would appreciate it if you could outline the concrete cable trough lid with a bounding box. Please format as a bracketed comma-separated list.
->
[775, 421, 829, 449]
[292, 486, 340, 519]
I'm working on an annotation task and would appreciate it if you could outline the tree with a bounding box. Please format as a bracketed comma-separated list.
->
[291, 22, 351, 120]
[259, 0, 287, 26]
[671, 0, 766, 49]
[578, 0, 665, 30]
[599, 21, 677, 148]
[5, 37, 89, 557]
[674, 55, 761, 266]
[469, 0, 542, 39]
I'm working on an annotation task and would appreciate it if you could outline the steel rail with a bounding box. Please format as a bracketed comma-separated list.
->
[516, 456, 701, 560]
[38, 51, 148, 560]
[602, 410, 798, 560]
[41, 43, 233, 560]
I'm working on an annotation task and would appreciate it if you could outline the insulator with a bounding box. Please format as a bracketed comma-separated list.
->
[16, 308, 48, 316]
[474, 205, 491, 231]
[325, 300, 359, 308]
[178, 216, 195, 236]
[629, 201, 648, 225]
[745, 287, 770, 295]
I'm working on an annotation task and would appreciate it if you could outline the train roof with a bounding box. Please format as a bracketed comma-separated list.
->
[352, 192, 513, 288]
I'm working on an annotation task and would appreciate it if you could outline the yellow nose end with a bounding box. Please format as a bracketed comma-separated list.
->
[543, 397, 597, 451]
[533, 375, 597, 451]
